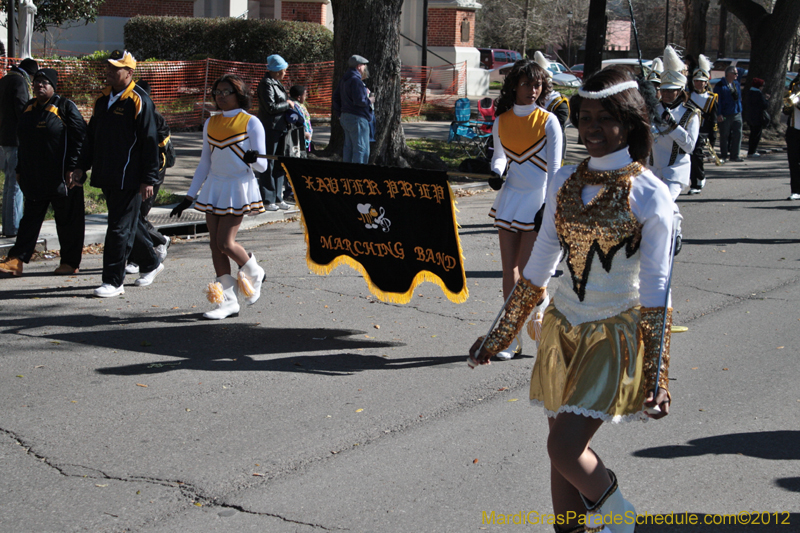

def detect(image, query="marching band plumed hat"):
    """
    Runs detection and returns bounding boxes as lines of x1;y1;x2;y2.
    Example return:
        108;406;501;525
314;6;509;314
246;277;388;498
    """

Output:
660;46;686;90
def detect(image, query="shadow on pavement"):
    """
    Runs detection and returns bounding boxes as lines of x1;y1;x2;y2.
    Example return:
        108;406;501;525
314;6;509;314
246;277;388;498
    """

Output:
682;237;800;246
633;430;800;461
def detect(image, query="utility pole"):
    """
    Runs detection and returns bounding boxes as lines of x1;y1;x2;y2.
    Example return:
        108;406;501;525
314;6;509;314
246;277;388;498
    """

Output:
521;0;531;58
664;0;669;49
584;0;607;78
421;0;428;67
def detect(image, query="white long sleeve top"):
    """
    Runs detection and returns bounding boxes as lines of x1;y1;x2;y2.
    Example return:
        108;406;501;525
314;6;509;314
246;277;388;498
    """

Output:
649;102;700;188
188;109;268;198
491;102;562;198
522;148;675;325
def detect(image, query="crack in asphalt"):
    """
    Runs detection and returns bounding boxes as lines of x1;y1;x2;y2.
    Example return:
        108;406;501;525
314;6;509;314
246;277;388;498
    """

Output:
210;503;346;530
2;427;345;530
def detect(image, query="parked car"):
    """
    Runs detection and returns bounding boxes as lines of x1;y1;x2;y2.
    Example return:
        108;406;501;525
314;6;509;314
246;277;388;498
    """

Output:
710;73;796;91
498;58;582;88
478;48;523;83
710;58;749;81
569;64;584;79
600;58;654;78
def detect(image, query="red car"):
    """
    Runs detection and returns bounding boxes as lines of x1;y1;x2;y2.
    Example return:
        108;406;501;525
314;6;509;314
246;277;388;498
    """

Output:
569;64;584;79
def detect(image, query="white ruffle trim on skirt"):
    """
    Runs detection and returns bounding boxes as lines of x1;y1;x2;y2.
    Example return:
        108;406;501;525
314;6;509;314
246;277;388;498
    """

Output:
489;186;544;232
529;398;650;424
194;174;265;216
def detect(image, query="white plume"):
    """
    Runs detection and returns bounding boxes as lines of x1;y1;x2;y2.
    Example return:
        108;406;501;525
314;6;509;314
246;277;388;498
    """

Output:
662;45;683;73
651;58;663;73
697;54;711;73
533;51;551;76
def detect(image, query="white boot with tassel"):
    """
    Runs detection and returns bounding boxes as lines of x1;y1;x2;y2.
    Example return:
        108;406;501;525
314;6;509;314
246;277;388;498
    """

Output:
238;253;265;305
204;274;240;320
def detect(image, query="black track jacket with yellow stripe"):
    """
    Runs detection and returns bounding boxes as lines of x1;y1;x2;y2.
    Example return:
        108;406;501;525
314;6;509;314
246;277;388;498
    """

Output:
77;80;159;190
17;94;87;200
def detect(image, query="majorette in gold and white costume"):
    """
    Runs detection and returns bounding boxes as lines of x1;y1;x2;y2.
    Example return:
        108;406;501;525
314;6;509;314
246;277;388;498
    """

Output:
483;147;675;423
188;109;268;215
489;103;562;232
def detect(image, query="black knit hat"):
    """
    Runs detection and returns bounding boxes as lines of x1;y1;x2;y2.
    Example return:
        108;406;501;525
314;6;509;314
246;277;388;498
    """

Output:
19;58;38;76
34;68;58;91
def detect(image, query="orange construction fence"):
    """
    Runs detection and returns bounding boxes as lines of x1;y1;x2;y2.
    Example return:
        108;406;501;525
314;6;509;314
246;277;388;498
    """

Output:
0;58;467;129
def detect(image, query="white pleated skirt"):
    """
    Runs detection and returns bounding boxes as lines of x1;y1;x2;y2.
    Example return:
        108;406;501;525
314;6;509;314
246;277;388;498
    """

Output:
194;173;265;216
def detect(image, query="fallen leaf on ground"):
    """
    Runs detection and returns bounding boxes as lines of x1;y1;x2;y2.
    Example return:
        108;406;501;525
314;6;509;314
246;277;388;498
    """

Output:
136;383;148;388
473;459;479;464
355;408;363;413
95;484;108;488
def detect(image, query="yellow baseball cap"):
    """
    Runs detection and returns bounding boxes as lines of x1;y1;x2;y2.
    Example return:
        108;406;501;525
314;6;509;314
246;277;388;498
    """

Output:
108;50;137;70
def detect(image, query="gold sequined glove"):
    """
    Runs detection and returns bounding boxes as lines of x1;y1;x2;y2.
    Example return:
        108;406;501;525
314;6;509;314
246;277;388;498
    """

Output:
481;278;545;358
640;306;672;395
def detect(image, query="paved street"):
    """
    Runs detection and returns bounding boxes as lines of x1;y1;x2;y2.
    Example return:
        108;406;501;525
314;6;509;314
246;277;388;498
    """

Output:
1;135;799;532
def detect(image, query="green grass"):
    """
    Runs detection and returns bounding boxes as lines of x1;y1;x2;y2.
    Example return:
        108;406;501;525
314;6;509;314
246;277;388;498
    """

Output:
0;172;180;222
489;81;503;90
405;138;464;170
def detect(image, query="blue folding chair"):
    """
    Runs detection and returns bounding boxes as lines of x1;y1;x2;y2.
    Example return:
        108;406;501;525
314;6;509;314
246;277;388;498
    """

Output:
447;98;493;158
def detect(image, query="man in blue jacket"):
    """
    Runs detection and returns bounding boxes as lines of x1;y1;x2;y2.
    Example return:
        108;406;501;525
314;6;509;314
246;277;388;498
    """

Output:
0;58;37;237
714;66;743;163
72;50;164;297
332;55;373;164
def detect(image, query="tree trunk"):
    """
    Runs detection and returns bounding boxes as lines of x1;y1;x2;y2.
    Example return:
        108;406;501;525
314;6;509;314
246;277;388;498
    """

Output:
722;0;800;129
682;0;710;59
583;0;607;79
325;0;444;169
717;6;728;58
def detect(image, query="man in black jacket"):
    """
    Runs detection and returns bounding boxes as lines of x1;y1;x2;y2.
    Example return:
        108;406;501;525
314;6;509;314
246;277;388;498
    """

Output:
0;69;87;277
124;79;174;275
0;57;37;237
71;50;164;297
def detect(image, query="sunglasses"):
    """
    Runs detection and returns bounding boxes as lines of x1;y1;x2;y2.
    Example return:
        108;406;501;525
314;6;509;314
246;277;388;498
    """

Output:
212;89;235;97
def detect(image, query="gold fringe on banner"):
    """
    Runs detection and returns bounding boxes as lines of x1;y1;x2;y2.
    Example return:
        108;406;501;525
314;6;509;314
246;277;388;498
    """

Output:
284;163;469;305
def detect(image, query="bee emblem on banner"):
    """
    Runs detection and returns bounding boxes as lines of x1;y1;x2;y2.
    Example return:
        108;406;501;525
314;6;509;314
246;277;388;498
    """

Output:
357;203;391;233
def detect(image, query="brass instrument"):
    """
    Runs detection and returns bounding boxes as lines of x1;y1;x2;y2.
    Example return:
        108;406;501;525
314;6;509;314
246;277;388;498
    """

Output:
704;137;722;166
783;83;800;112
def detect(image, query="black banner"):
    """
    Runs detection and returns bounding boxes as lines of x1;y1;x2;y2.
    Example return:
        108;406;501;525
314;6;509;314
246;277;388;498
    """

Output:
282;158;468;304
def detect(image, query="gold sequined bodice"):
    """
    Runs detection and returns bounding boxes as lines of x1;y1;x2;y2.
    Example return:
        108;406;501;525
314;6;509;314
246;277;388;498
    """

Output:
555;159;643;301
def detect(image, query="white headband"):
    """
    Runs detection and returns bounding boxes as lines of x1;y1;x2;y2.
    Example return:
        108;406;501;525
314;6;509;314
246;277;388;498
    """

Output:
577;80;639;99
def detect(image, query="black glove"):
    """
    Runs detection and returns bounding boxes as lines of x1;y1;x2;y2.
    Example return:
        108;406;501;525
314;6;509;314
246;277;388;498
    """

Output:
661;109;678;129
243;150;259;164
170;197;193;218
488;171;504;191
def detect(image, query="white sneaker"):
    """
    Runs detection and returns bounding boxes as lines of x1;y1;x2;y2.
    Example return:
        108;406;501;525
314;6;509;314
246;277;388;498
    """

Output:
265;203;279;211
278;201;291;210
94;283;125;298
155;241;169;263
687;188;701;195
496;336;521;361
125;263;140;274
788;193;800;201
134;263;164;287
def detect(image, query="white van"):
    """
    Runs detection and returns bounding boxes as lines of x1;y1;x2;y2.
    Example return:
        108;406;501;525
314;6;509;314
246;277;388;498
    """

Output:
601;58;654;78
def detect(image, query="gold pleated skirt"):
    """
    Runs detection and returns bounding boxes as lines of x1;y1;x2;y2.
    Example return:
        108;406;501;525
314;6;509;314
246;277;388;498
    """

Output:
529;304;649;423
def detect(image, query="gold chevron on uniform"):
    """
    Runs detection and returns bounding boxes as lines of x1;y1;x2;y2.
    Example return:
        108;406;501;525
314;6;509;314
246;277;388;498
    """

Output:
498;109;549;171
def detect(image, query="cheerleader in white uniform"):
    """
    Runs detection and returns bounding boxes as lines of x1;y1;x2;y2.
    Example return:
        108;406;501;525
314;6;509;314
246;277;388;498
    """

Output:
488;59;562;360
171;74;268;319
471;68;674;533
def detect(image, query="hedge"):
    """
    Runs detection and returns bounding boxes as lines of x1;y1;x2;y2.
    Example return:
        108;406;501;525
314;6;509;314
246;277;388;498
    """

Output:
124;16;334;64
